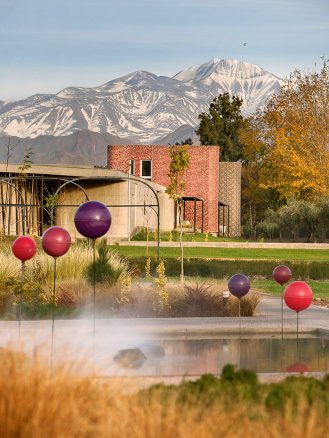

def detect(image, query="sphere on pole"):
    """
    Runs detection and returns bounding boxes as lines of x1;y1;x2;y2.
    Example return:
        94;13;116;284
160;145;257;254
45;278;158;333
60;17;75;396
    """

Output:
228;274;251;298
12;236;37;262
273;265;292;285
284;281;313;313
42;226;71;258
74;201;111;239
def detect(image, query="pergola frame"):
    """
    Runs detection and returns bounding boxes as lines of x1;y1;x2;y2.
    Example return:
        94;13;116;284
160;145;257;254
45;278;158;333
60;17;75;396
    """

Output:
0;174;161;260
218;201;230;237
182;196;204;233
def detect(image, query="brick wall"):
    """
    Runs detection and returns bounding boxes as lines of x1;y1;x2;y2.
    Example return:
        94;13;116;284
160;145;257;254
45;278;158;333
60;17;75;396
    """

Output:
108;145;220;232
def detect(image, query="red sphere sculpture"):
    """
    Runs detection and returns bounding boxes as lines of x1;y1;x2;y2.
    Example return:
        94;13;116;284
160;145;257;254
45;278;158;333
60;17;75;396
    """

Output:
284;281;313;313
273;265;292;285
12;236;37;262
42;226;71;258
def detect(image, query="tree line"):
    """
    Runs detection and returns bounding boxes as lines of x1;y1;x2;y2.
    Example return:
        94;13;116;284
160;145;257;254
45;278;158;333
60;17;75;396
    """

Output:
195;58;329;241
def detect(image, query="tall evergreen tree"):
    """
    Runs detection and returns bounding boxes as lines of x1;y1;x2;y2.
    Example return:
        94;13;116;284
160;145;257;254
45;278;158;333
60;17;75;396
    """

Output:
196;93;244;161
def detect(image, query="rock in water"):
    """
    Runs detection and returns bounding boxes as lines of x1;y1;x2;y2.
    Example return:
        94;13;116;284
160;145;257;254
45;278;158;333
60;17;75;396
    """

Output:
113;348;147;369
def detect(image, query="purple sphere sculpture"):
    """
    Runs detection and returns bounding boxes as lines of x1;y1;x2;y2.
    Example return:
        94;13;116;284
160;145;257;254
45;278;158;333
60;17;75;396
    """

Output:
228;274;251;298
272;265;292;285
74;201;111;239
42;226;71;258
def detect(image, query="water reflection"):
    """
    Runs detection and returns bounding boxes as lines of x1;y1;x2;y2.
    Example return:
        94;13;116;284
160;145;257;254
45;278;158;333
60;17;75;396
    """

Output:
110;335;329;376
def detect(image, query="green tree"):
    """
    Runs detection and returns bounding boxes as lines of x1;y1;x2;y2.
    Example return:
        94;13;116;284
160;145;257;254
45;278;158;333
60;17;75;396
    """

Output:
277;199;304;242
196;93;244;161
166;144;190;282
175;138;193;146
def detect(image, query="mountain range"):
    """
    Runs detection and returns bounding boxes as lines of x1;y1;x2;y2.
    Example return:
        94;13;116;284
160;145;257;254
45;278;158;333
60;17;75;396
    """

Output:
0;58;284;165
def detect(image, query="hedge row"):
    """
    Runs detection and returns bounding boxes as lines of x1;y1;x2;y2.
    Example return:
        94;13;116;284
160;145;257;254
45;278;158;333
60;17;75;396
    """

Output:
128;257;329;280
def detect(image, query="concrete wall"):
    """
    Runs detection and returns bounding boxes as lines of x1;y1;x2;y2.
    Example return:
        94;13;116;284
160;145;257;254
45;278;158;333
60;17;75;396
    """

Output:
0;165;175;240
57;180;174;240
108;145;220;232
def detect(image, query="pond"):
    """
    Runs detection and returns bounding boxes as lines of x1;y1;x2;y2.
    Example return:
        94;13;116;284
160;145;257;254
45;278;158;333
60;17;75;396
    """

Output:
107;335;329;376
2;320;329;377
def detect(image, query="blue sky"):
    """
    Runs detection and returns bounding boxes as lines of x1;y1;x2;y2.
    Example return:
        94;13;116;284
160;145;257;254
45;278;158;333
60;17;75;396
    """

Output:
1;0;328;100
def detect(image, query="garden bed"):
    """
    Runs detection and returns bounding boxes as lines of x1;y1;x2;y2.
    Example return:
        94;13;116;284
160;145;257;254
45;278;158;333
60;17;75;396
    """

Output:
0;241;260;319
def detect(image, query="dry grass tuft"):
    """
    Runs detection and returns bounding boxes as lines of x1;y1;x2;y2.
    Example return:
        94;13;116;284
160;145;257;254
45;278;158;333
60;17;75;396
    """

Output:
226;292;261;317
0;349;329;437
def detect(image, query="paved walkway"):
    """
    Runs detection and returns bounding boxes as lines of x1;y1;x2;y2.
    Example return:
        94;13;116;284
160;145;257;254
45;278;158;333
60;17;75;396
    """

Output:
113;241;329;249
0;295;328;343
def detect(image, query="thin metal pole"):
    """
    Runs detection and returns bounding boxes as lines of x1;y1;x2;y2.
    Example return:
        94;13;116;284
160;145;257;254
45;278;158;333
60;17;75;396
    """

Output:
193;198;196;232
157;208;160;262
239;299;241;337
18;261;25;338
93;239;96;336
296;312;300;361
281;286;284;340
51;257;57;366
128;170;131;241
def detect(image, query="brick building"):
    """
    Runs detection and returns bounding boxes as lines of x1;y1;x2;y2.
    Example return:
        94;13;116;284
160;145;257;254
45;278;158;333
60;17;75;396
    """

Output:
107;144;241;236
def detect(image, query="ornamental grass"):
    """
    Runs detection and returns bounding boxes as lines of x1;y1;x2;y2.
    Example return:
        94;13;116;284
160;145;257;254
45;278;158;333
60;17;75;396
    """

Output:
0;350;329;437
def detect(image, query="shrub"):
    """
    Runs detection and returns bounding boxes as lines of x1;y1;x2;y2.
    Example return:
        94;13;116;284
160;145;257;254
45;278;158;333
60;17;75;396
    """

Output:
226;293;261;317
3;349;329;437
56;287;79;309
171;283;225;317
129;257;329;281
154;260;169;313
168;282;259;318
86;240;128;285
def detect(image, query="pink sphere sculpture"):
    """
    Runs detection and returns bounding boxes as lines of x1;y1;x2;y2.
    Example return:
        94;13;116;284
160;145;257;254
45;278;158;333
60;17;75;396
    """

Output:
12;236;37;262
284;281;313;313
74;201;111;239
228;274;251;298
273;265;292;285
42;226;71;258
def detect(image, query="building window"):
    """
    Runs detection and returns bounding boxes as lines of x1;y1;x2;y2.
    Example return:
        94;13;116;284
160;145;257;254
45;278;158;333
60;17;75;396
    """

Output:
141;160;152;179
129;159;135;175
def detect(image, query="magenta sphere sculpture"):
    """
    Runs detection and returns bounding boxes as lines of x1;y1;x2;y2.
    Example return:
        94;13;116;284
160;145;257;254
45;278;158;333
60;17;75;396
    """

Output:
12;236;37;262
74;201;111;239
273;265;292;285
42;226;71;258
284;281;313;313
228;274;251;298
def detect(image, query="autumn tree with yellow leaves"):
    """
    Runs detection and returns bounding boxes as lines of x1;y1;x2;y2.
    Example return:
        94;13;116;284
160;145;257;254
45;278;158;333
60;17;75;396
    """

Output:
240;58;329;231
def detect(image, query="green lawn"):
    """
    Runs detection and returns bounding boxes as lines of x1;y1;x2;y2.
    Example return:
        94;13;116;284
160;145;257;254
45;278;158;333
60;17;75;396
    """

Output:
113;245;329;261
252;278;329;300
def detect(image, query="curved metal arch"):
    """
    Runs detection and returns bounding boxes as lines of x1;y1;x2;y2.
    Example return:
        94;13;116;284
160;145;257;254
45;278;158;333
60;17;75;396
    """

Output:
0;175;90;231
107;175;161;261
54;175;161;260
0;178;28;235
0;175;90;199
0;174;162;259
50;178;90;226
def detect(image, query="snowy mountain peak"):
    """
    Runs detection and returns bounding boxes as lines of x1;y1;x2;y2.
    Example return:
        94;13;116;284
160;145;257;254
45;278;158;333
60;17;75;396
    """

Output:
99;70;159;89
174;58;271;83
0;58;284;142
